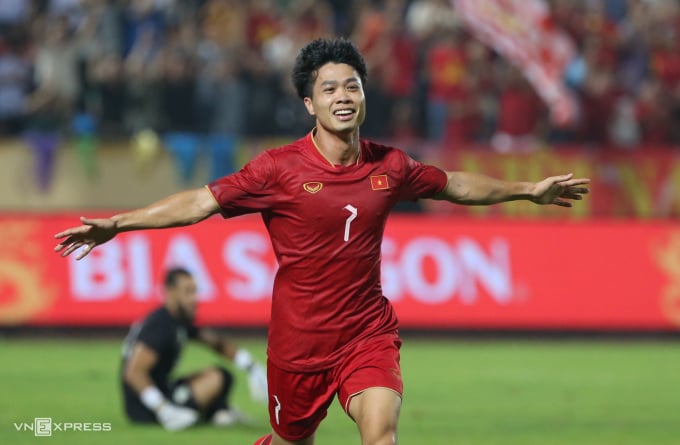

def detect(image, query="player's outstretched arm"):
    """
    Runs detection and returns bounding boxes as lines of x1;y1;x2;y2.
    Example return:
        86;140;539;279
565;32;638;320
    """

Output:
54;187;221;260
433;172;590;207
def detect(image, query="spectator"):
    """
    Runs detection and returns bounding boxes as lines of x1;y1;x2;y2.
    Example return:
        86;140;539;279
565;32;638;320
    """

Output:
90;53;127;137
157;49;197;133
123;0;165;58
245;0;280;52
196;55;247;136
0;1;31;29
122;33;162;134
199;0;247;52
423;28;468;141
0;31;31;135
405;0;457;44
608;96;640;148
26;15;80;132
616;1;650;93
491;67;545;153
5;0;680;149
634;77;672;145
242;51;280;137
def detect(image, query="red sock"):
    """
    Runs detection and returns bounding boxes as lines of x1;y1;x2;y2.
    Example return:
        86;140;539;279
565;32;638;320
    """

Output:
253;434;272;445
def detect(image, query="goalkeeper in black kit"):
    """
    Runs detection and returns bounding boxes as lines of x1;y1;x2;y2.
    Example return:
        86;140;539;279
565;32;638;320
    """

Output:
120;267;268;431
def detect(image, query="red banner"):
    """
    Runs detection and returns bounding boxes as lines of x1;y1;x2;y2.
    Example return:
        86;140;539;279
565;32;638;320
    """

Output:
420;147;680;219
0;214;678;330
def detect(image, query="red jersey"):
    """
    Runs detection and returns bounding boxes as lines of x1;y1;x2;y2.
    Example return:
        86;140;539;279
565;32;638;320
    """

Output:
208;133;447;371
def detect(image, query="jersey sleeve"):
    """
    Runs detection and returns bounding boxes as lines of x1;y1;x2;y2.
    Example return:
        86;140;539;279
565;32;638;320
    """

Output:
207;151;279;217
136;314;172;354
398;151;448;201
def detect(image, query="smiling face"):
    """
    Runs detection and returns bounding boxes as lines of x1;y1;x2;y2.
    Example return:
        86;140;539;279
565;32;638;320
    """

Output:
303;62;366;136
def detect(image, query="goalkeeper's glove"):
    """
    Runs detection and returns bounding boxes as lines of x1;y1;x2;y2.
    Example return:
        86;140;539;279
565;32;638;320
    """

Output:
140;386;199;431
234;349;269;403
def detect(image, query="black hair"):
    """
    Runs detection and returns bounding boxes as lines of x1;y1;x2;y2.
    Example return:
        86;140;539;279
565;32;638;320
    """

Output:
164;267;192;288
291;37;368;99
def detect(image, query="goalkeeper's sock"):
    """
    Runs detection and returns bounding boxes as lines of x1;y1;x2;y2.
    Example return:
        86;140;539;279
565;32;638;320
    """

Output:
253;433;272;445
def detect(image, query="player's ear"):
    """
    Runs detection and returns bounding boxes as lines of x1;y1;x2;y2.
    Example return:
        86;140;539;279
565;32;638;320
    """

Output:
303;97;316;116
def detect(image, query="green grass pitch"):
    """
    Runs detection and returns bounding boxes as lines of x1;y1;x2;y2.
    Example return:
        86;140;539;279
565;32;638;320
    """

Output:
0;336;678;445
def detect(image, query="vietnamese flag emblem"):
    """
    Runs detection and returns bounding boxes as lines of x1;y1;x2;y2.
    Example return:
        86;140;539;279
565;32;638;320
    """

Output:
370;174;389;190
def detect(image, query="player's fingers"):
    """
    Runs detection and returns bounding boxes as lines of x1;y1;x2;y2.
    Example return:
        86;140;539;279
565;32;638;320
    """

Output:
54;234;81;251
562;185;588;194
54;236;74;252
561;192;582;200
54;225;89;239
60;244;79;257
54;230;73;239
550;173;574;184
571;186;589;194
552;198;572;207
61;241;85;257
557;178;590;187
75;244;94;260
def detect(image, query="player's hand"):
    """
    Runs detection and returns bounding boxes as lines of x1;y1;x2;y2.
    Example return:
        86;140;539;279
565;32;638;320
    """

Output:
53;217;118;260
156;403;199;431
530;173;590;207
247;363;268;403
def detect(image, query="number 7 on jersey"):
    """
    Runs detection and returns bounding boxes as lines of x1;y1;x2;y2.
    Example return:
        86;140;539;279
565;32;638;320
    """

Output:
343;204;357;242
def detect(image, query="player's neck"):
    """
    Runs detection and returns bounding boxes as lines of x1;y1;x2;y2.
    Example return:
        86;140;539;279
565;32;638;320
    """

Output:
312;126;360;167
165;301;180;320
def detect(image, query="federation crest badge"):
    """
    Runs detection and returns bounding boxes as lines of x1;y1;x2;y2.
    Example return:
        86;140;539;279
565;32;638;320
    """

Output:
303;182;323;194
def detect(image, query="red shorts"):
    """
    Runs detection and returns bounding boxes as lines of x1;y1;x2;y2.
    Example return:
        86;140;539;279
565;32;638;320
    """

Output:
266;332;403;442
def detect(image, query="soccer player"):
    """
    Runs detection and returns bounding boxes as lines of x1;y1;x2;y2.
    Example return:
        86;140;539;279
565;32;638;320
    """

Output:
120;267;267;431
55;38;589;445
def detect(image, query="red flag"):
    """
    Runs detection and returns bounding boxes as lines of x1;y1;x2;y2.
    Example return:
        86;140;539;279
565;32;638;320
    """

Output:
454;0;578;126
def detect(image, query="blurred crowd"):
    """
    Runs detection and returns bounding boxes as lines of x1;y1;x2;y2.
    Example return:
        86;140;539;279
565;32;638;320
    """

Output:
1;0;679;150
